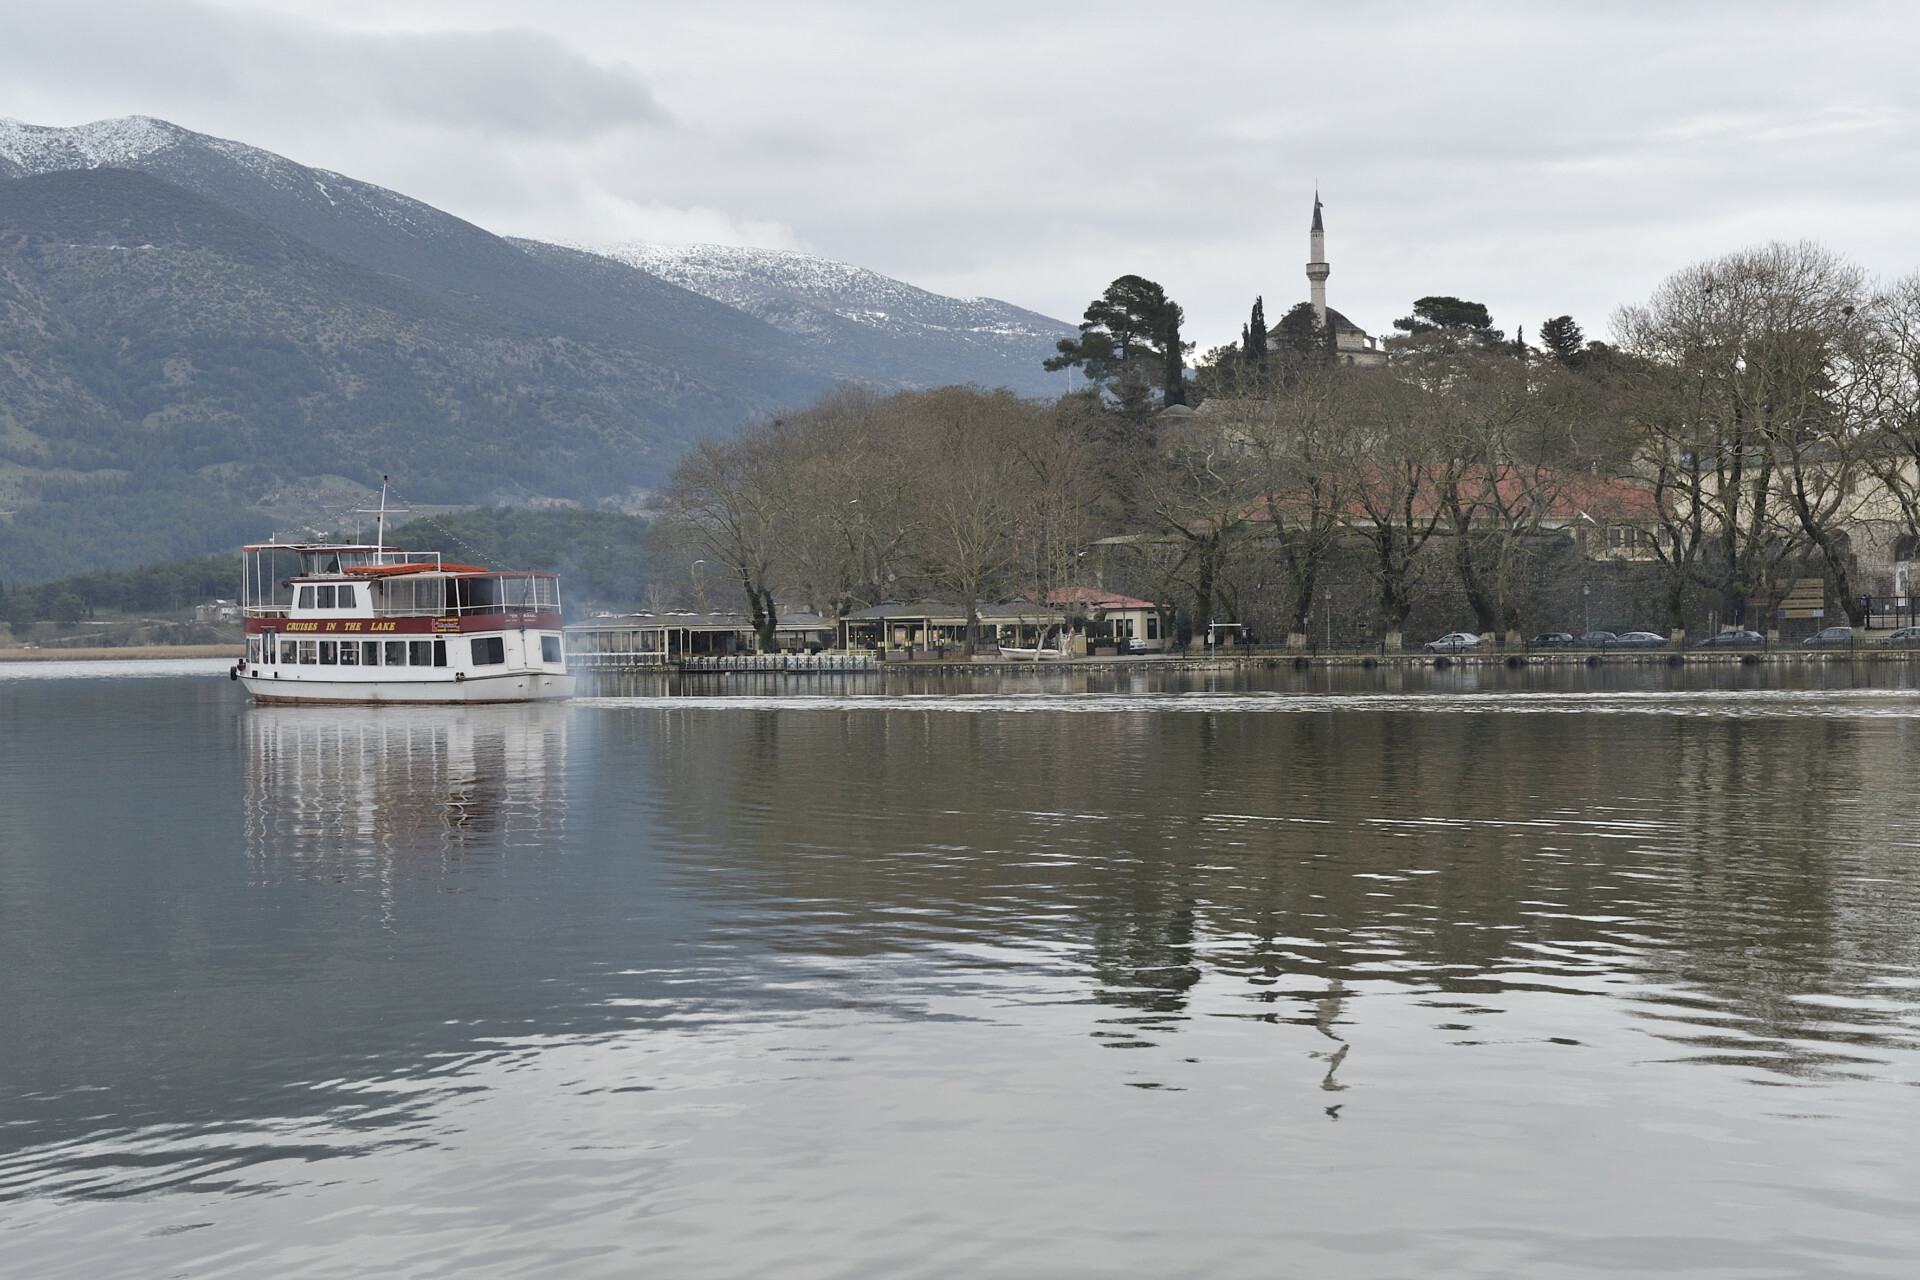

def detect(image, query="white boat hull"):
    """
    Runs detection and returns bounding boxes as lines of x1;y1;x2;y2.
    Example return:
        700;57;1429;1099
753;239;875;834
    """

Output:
241;669;576;704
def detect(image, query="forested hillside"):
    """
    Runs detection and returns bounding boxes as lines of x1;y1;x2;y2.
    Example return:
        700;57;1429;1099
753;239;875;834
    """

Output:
0;166;825;582
0;506;650;630
0;115;1078;584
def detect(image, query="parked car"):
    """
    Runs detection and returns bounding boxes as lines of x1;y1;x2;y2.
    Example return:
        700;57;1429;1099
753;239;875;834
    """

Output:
1615;631;1669;649
1694;629;1766;648
1527;632;1575;648
1422;632;1484;653
1127;635;1148;654
1876;626;1920;646
1573;631;1618;648
1804;625;1854;647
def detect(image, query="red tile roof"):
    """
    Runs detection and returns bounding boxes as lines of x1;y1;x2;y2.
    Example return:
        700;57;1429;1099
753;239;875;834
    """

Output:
1045;587;1158;610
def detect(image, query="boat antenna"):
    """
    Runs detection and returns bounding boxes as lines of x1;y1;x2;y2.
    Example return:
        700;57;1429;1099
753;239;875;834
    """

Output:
353;476;408;560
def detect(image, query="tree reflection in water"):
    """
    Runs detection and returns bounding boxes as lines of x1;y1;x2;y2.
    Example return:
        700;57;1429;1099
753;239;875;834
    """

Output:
634;697;1920;1085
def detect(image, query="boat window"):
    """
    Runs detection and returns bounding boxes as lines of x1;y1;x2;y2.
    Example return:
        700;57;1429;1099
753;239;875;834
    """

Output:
298;641;317;664
378;578;407;615
471;636;505;666
338;641;357;666
317;585;336;609
541;635;562;663
452;576;501;613
408;639;432;666
282;641;297;663
434;640;447;667
386;640;408;667
319;641;337;664
336;585;355;610
362;641;381;666
243;547;301;611
498;576;559;611
376;577;446;617
298;586;314;609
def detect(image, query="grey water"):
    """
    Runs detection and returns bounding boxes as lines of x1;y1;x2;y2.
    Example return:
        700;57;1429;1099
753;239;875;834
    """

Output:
3;659;1920;1277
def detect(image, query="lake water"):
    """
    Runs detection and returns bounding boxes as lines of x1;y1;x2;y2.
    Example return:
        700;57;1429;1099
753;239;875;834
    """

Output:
3;660;1919;1277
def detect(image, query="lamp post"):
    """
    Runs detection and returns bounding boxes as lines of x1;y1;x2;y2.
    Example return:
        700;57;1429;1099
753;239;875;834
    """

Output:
1582;582;1591;636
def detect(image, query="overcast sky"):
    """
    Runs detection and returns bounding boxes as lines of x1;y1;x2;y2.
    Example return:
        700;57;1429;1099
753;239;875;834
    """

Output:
6;1;1920;352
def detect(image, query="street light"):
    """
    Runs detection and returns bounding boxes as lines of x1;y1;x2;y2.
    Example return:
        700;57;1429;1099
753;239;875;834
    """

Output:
1582;582;1591;635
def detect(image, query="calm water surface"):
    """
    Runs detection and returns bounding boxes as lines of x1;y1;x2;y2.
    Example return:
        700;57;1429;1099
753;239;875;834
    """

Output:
3;660;1919;1277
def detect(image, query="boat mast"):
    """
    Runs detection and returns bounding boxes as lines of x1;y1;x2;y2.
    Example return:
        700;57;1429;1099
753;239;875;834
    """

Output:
353;478;409;564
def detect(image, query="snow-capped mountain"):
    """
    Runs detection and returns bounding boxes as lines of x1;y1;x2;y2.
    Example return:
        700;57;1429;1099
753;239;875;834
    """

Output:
0;117;1076;399
577;243;1075;398
0;116;478;278
0;115;1079;579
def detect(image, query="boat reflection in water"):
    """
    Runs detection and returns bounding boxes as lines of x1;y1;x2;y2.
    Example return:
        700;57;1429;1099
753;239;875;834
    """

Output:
242;703;570;884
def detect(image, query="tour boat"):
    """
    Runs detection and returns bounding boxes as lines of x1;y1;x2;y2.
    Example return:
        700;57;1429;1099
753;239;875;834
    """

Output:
234;504;574;704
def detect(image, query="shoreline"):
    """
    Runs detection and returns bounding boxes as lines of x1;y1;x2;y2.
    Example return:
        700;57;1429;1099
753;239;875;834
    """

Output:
0;644;244;663
586;648;1920;677
4;644;1909;671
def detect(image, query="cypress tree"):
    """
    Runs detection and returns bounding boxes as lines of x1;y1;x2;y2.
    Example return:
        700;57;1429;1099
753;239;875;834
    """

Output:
1163;309;1187;406
1245;296;1269;366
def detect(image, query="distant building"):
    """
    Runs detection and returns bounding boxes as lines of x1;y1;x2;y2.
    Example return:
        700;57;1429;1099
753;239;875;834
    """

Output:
1304;194;1386;366
1044;587;1165;651
837;601;1068;654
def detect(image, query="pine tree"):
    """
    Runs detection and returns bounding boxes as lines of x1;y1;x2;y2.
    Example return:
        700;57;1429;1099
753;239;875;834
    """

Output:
1539;315;1585;366
1045;275;1185;405
1271;301;1323;359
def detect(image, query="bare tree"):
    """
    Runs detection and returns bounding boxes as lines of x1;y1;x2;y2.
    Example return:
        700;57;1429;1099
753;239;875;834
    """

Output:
660;424;792;651
1230;361;1355;647
1616;243;1866;625
1335;365;1459;650
1136;410;1258;646
900;388;1044;655
1434;352;1600;642
777;387;922;618
1856;274;1920;596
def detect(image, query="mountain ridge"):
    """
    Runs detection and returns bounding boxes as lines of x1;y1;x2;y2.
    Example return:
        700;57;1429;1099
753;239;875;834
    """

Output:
577;241;1073;397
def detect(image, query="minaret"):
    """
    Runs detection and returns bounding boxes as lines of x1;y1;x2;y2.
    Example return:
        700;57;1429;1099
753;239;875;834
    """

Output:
1306;192;1329;324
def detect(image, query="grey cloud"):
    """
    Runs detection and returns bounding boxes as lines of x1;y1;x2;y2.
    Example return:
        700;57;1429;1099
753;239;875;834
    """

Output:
1;1;666;138
304;28;667;137
6;0;1920;352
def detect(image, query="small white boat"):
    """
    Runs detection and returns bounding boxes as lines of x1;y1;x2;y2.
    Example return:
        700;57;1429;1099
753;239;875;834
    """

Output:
997;631;1074;660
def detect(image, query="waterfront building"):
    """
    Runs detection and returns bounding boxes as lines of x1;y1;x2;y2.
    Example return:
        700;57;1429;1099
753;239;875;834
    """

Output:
565;611;834;667
836;601;1069;655
1045;587;1165;651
